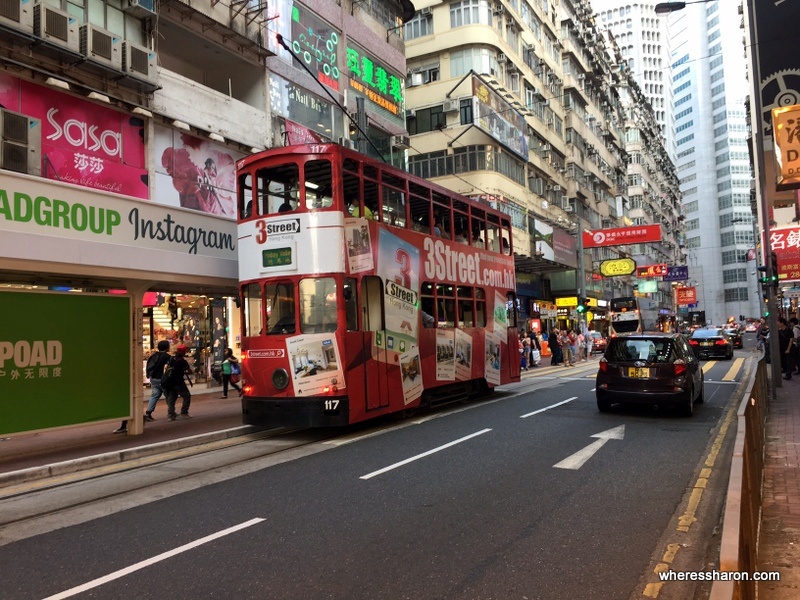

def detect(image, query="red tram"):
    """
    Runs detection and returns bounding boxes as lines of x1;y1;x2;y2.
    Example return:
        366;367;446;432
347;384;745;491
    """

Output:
236;144;520;427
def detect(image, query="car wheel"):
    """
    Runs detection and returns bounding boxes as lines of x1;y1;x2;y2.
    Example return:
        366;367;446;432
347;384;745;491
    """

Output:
597;395;611;412
680;391;694;417
695;378;705;404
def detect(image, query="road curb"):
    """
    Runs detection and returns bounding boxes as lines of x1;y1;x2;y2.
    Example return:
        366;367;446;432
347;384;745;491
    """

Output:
0;425;259;489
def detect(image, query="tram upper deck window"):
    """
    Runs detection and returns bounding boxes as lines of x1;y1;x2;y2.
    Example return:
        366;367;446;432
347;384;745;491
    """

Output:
254;163;300;216
265;282;296;334
304;160;333;209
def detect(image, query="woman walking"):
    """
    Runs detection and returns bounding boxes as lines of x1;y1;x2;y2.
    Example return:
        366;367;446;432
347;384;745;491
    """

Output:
220;348;242;398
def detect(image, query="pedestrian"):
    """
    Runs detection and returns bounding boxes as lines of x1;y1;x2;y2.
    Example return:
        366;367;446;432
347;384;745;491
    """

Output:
144;340;172;421
791;317;800;375
165;344;193;420
755;317;767;352
519;338;528;371
220;348;242;398
529;332;541;367
549;329;562;366
560;330;574;367
577;331;586;362
585;331;594;358
777;318;793;380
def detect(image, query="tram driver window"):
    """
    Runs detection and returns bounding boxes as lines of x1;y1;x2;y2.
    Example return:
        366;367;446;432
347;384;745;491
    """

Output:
265;282;296;334
299;277;337;333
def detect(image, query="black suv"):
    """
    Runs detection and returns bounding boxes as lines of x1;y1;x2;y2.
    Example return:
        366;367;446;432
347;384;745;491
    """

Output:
596;333;704;416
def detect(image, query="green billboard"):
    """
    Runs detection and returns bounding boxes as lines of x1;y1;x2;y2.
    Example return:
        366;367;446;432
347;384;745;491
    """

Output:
0;291;130;435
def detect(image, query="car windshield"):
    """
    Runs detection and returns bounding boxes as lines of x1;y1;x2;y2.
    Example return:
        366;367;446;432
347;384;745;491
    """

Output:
607;338;676;363
691;329;723;339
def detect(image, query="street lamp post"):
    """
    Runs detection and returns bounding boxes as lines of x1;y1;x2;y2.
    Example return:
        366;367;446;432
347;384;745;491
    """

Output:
654;1;709;15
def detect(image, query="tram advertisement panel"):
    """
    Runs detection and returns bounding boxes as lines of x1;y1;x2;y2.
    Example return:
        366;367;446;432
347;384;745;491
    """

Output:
484;330;502;386
436;330;456;381
376;228;421;354
0;291;129;436
345;217;374;274
400;347;423;405
285;333;343;396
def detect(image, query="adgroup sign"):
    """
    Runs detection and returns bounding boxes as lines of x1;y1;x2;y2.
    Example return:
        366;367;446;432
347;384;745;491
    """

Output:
0;291;130;436
583;224;662;248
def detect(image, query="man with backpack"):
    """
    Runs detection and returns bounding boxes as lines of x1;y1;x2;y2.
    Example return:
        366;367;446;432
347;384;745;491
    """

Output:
164;344;194;420
144;340;172;421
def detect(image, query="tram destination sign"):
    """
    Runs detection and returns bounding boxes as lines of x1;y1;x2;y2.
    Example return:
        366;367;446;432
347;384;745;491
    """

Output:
262;246;293;268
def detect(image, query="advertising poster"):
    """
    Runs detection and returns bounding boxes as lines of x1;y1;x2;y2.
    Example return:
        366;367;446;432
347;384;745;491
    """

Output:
484;330;502;386
454;329;473;381
399;347;423;405
345;217;374;274
0;73;147;199
493;291;508;336
153;125;244;218
285;333;342;396
376;228;421;354
0;291;130;435
436;329;455;381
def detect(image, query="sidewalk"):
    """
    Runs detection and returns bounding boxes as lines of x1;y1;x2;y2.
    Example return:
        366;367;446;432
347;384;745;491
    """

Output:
757;379;800;598
0;387;249;483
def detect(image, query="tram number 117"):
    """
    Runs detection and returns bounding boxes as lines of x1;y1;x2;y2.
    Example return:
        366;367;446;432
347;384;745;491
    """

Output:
324;399;340;413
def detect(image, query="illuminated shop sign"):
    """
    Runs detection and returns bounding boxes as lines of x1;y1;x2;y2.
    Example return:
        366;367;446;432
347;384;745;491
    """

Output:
290;6;341;91
346;43;404;119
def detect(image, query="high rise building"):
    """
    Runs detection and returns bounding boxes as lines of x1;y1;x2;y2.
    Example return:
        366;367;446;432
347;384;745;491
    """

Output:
664;0;758;325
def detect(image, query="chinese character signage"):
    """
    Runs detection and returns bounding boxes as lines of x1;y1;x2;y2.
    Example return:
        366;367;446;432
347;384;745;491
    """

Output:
772;105;800;190
471;75;528;159
599;257;636;277
583;224;662;248
663;265;689;282
0;291;130;435
636;264;668;278
676;287;697;306
0;73;147;199
289;4;342;91
346;43;404;121
768;226;800;282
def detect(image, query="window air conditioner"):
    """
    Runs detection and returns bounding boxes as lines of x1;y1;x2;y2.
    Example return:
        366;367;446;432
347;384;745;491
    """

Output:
0;0;34;34
419;6;432;16
443;98;460;113
553;184;562;191
391;134;411;149
33;2;79;52
409;72;423;86
80;23;122;70
405;108;416;119
0;108;41;177
122;40;157;84
124;0;156;18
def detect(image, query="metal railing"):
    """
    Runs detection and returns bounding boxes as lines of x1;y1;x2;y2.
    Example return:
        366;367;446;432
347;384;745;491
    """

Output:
709;356;768;600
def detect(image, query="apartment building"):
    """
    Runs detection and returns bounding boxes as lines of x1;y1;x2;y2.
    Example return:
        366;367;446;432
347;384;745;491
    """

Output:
404;0;682;330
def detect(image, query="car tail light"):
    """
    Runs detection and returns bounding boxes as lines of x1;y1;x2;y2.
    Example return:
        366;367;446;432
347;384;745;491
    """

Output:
599;357;608;372
688;340;699;346
714;339;727;346
673;360;687;376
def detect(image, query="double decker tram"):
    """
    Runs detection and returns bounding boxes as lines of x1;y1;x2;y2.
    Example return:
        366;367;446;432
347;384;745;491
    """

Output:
236;144;520;427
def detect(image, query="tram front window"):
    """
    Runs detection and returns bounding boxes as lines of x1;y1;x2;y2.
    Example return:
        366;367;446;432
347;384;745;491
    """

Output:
300;278;338;333
265;282;295;334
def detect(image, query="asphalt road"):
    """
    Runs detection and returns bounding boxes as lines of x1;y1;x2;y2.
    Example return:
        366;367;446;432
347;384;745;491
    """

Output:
0;351;751;600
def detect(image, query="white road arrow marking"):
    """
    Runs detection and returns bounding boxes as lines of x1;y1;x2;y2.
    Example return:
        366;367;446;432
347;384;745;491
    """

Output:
553;425;625;470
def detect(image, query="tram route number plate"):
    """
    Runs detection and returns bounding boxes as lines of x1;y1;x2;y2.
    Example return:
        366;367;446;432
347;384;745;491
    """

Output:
627;367;650;379
262;247;293;267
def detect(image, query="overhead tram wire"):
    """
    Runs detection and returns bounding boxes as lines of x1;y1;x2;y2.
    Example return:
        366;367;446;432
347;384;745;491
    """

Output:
274;33;387;162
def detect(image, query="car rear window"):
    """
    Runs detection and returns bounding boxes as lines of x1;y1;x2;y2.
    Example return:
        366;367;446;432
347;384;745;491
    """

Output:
691;329;723;339
607;338;676;363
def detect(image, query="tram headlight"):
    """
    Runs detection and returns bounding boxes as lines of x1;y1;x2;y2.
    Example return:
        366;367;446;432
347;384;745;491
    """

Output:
272;368;290;390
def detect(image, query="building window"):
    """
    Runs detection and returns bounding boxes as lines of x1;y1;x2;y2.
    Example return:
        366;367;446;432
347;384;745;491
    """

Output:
404;11;433;40
450;0;493;28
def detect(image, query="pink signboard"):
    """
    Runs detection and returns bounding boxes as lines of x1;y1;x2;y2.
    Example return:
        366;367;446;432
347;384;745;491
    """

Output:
0;74;147;199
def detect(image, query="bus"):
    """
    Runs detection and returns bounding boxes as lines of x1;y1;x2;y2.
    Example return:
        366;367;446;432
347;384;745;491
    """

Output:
609;296;661;336
235;144;520;427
